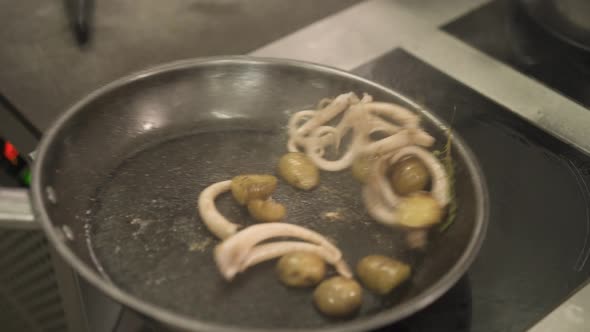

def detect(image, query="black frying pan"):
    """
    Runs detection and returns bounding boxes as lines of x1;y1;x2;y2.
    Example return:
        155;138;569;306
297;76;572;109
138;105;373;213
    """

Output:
19;57;487;331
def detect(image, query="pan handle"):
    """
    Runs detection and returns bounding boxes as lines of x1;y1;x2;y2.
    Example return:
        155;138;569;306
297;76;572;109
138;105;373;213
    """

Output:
0;187;39;229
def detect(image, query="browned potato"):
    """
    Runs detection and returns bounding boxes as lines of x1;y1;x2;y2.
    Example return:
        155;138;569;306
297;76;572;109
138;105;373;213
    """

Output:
356;255;411;295
391;156;429;195
278;152;319;190
247;199;286;223
313;277;362;317
396;193;442;228
276;252;326;287
231;174;277;205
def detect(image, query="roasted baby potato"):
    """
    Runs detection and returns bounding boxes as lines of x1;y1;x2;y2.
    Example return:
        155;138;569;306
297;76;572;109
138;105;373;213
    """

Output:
276;252;326;287
247;199;286;223
396;193;442;228
278;152;319;190
313;277;362;317
231;174;277;205
391;156;429;195
356;255;411;295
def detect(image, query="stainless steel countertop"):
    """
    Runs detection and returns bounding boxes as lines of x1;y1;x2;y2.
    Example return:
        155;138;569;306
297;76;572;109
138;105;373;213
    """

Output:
530;280;590;332
0;0;358;132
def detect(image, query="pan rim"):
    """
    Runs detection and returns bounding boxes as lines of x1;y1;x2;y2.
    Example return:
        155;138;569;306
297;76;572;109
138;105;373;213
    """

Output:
31;55;489;332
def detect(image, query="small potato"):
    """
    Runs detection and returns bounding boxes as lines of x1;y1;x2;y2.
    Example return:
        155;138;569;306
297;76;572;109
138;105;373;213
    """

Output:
231;174;277;205
247;199;286;223
396;193;442;228
391;156;429;195
356;255;411;295
278;153;319;190
313;277;362;317
277;252;326;287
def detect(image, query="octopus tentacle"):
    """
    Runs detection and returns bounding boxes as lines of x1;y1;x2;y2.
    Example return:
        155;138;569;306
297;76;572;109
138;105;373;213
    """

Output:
365;102;420;128
197;180;240;239
288;110;316;134
287;110;316;152
287;138;302;153
363;128;434;156
362;185;398;226
368;152;400;208
296;92;357;137
214;223;342;280
305;105;369;171
368;115;402;136
239;241;352;278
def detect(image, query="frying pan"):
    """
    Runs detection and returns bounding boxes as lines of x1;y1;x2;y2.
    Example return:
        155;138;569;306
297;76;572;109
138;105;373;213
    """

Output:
0;57;488;331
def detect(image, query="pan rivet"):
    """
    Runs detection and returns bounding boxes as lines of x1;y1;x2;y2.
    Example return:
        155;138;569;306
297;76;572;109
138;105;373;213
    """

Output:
61;225;74;241
45;186;57;204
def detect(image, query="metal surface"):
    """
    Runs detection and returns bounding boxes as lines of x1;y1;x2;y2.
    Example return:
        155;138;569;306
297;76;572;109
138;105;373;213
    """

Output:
0;229;67;332
64;0;94;44
252;0;490;72
80;279;123;332
0;189;90;332
443;0;590;108
0;188;37;229
46;247;90;332
529;280;590;332
435;3;590;330
251;0;590;156
29;57;488;331
402;31;590;156
520;0;590;51
355;48;590;332
0;0;359;132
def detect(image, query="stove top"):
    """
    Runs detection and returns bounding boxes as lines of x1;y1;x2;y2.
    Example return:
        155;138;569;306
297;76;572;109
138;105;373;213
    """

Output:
358;48;590;332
